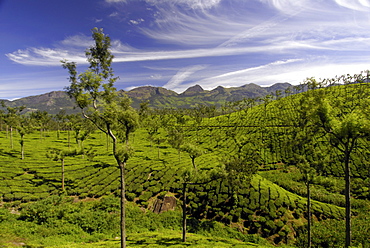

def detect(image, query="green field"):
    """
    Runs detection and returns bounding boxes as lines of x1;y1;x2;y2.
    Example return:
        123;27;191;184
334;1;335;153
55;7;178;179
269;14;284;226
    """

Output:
1;82;370;247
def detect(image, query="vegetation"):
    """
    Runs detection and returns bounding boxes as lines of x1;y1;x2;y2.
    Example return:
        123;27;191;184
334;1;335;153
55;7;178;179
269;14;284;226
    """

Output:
1;30;370;248
62;27;139;248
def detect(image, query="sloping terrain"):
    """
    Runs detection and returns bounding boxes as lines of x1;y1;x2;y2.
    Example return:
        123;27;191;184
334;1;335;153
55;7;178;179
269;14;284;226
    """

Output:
0;82;369;247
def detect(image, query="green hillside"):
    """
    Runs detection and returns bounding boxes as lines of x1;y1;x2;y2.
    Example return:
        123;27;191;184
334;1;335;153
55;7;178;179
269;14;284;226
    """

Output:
0;83;292;114
0;80;370;247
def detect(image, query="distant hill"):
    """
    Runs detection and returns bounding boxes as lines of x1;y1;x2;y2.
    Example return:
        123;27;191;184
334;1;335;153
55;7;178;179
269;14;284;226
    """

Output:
1;83;292;114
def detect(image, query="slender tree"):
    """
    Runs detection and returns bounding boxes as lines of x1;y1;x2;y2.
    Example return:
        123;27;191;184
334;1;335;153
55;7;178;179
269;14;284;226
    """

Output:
62;27;138;248
30;110;51;140
55;110;67;140
167;126;185;162
282;82;322;248
309;74;370;247
17;115;34;160
180;143;203;170
1;102;26;149
46;148;80;191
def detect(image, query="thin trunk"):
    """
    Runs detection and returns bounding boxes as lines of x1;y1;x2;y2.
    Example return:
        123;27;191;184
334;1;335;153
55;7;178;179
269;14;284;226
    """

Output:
191;157;197;170
106;133;109;151
67;130;71;149
110;129;126;248
62;158;65;191
182;182;187;242
119;161;126;248
20;136;24;160
10;126;13;149
307;181;311;248
81;141;84;159
344;150;351;248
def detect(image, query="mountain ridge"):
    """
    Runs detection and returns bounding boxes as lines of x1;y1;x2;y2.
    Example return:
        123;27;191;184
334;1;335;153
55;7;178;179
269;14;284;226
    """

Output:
1;83;293;114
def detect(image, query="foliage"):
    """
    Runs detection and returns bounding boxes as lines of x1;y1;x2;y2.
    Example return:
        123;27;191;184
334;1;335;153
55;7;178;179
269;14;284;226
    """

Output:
2;71;370;247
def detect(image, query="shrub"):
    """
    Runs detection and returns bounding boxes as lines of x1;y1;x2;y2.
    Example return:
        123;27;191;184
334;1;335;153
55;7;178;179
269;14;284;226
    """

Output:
0;207;16;222
139;191;152;202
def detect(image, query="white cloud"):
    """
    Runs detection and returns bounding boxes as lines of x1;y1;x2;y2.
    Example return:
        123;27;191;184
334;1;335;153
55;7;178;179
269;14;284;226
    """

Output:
188;57;370;91
163;65;208;89
106;0;127;3
334;0;370;11
60;35;93;47
0;72;68;100
6;47;86;66
5;0;370;99
7;32;370;66
259;0;310;14
129;18;144;25
146;0;221;9
109;11;119;17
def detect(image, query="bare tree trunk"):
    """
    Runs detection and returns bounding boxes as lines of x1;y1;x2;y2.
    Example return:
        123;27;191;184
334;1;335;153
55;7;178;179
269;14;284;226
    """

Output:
10;126;13;149
344;150;351;248
307;182;311;248
120;162;126;248
62;158;65;191
182;182;187;242
20;137;24;160
67;130;71;149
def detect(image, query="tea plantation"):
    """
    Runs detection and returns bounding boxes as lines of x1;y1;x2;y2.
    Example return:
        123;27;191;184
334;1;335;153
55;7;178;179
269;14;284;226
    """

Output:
0;82;370;247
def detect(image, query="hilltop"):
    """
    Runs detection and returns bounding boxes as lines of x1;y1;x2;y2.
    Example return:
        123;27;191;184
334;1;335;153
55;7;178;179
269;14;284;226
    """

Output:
1;83;292;114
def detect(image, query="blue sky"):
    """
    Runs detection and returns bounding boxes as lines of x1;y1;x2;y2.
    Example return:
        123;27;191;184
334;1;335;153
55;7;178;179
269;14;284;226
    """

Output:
1;0;370;100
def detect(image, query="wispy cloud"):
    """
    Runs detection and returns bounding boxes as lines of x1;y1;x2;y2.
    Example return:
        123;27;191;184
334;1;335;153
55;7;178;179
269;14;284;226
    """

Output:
4;0;370;99
334;0;370;11
189;56;370;91
163;65;208;90
144;0;221;10
106;0;127;3
0;72;67;100
60;35;93;47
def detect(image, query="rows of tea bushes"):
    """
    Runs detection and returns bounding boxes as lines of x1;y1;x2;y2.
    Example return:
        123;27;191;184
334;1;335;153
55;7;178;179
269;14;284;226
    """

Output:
0;127;347;245
1;82;370;246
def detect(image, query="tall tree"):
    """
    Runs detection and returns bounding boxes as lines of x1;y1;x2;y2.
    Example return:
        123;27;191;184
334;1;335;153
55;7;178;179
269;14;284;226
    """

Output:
46;148;81;191
167;126;185;162
17;115;34;160
309;74;370;247
30;110;51;140
55;110;67;140
62;27;138;248
282;81;322;248
1;102;26;150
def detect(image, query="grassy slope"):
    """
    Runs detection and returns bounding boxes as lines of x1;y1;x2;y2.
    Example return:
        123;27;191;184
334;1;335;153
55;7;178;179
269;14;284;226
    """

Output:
0;83;369;247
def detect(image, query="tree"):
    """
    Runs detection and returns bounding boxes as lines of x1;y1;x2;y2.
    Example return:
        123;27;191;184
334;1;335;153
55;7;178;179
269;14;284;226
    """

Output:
282;83;322;248
55;110;67;140
17;115;34;160
167;126;185;162
181;143;203;170
179;166;222;242
223;138;261;194
62;27;138;248
70;115;95;157
309;74;370;248
46;148;81;191
1;101;26;149
30;110;51;140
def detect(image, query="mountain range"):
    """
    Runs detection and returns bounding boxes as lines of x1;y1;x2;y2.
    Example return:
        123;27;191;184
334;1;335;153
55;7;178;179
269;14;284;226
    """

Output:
1;83;292;114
